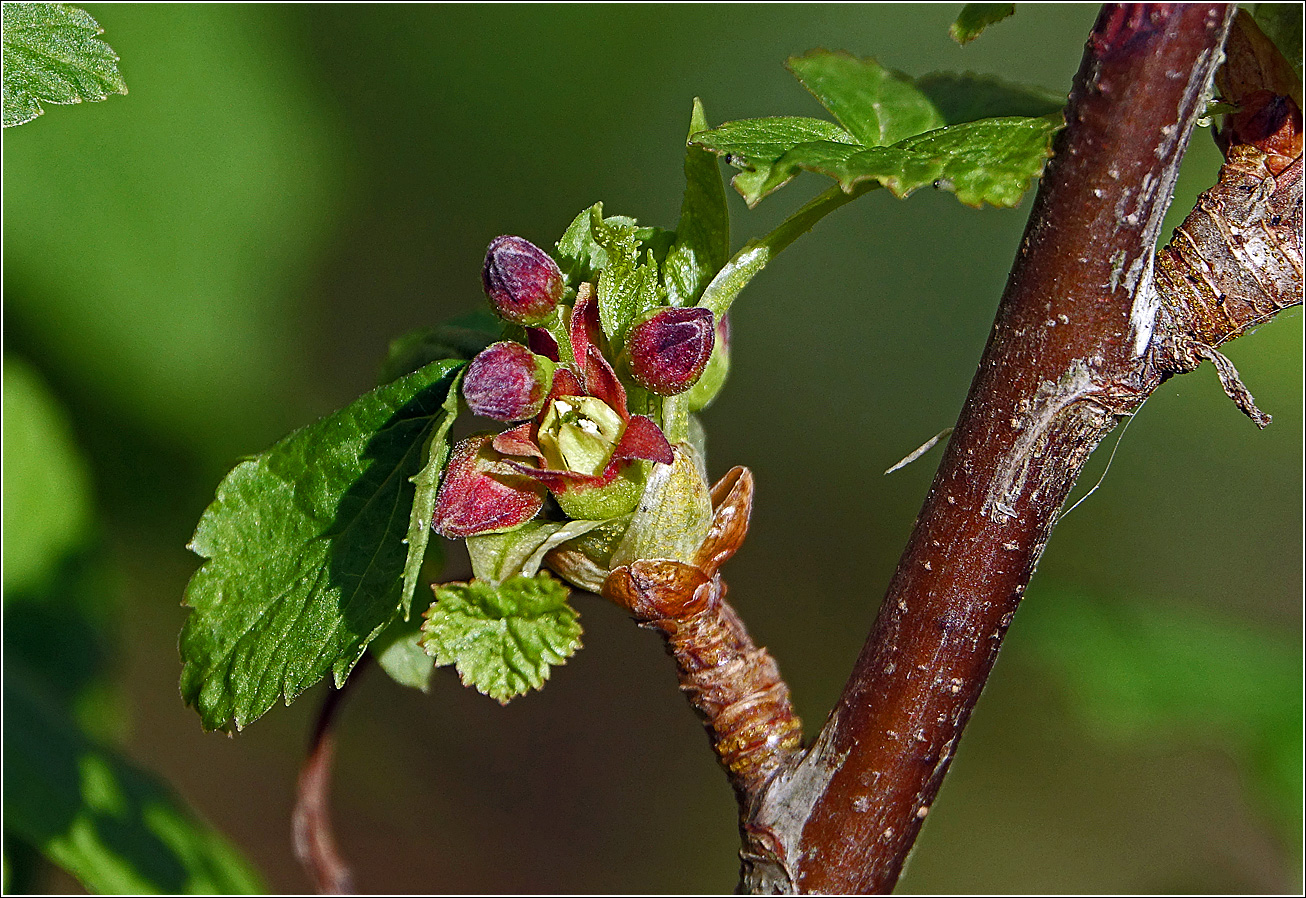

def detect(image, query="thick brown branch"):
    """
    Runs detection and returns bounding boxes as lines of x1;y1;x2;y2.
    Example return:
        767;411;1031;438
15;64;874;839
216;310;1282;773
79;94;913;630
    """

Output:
740;6;1246;893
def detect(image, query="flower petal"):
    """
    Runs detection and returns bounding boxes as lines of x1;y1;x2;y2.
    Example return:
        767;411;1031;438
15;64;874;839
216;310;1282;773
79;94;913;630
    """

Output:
433;435;546;538
611;415;673;465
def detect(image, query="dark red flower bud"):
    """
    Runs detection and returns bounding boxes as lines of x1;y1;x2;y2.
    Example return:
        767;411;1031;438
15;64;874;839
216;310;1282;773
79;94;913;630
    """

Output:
625;307;715;396
463;341;554;422
482;236;564;325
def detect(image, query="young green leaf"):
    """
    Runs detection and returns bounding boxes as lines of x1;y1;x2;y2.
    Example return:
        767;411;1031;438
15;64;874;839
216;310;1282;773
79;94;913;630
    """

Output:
787;51;946;148
691;116;859;205
822;114;1063;207
591;207;663;349
420;573;582;704
555;203;638;289
665;99;731;307
465;518;611;584
401;369;463;618
4;668;264;893
2;2;127;128
180;359;463;731
950;4;1016;45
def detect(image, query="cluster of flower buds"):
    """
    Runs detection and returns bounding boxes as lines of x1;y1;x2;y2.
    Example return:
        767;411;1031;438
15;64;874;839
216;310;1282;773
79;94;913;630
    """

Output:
436;235;704;537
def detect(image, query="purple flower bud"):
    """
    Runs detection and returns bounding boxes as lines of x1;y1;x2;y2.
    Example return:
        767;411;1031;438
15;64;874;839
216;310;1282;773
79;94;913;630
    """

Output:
482;236;564;325
625;307;715;396
463;341;554;422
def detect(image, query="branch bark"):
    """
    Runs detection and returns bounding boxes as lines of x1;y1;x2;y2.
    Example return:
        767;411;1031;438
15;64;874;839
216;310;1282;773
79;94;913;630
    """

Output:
731;5;1300;892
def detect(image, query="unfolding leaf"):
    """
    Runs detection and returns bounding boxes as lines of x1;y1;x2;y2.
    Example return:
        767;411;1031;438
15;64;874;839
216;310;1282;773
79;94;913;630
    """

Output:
787;51;945;148
950;3;1016;45
2;2;127;127
420;573;582;703
555;203;637;288
401;369;462;617
914;72;1066;125
666;99;731;306
4;668;263;893
591;207;663;349
465;518;610;584
180;359;463;731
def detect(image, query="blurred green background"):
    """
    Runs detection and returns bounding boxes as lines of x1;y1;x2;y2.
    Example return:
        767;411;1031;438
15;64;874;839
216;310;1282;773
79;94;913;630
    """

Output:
4;3;1301;893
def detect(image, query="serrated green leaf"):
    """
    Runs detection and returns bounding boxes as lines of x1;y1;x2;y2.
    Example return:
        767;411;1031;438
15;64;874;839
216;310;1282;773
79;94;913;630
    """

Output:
2;355;93;597
666;99;731;307
371;613;435;693
591;207;663;349
1254;3;1304;83
2;2;127;128
754;114;1062;208
179;359;463;731
914;72;1065;125
420;573;582;704
950;3;1016;45
4;667;264;893
691;115;859;205
400;369;463;618
787;51;946;148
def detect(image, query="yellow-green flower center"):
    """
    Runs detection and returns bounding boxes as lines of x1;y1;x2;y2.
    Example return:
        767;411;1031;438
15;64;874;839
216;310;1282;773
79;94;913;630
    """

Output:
537;396;625;476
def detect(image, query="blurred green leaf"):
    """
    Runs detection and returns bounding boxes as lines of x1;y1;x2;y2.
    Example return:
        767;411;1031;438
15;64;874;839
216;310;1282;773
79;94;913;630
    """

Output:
379;313;499;384
3;5;344;459
665;99;731;307
371;614;435;693
179;359;463;731
1020;590;1303;844
914;72;1065;124
2;355;93;597
4;667;264;893
1253;3;1304;82
1;2;126;128
420;573;582;704
787;51;946;148
401;369;462;617
950;3;1016;45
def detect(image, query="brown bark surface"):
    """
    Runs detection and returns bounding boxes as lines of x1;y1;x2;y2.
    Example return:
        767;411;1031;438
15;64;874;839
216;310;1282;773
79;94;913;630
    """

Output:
734;5;1287;893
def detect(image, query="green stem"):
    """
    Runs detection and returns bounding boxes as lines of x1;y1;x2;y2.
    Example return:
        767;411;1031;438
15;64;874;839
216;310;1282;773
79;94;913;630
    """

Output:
697;183;873;319
661;393;690;443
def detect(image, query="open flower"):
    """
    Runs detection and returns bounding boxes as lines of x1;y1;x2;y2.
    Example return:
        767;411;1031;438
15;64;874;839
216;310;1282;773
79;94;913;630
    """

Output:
434;287;673;537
